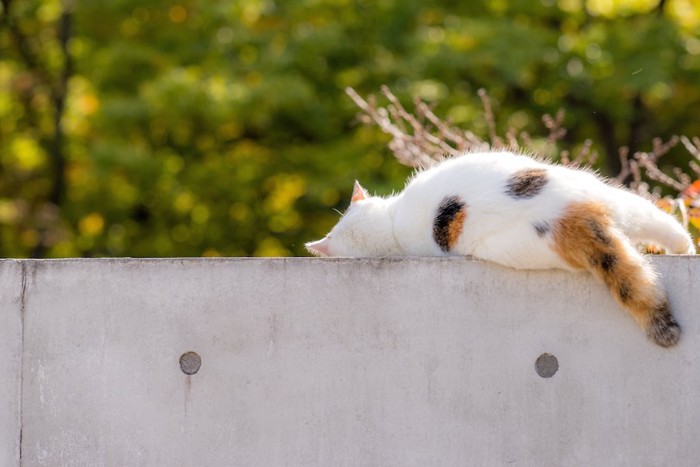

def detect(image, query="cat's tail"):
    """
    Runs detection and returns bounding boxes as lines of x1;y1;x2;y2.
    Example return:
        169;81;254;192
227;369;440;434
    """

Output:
552;201;680;347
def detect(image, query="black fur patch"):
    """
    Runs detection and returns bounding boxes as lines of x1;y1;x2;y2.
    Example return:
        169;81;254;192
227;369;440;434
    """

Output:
618;280;632;303
533;221;550;238
433;195;466;252
588;252;616;272
505;168;548;199
587;219;612;246
599;253;617;272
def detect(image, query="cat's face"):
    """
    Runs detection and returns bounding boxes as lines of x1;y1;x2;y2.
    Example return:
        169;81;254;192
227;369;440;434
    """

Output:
306;181;388;257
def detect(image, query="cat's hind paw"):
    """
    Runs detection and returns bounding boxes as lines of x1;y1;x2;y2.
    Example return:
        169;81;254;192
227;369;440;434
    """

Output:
672;235;696;255
683;242;697;255
647;311;681;348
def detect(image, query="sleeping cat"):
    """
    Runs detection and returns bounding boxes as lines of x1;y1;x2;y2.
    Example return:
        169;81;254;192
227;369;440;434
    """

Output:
306;151;695;347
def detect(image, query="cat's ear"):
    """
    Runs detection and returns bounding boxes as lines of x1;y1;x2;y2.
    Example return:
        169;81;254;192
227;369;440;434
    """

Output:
305;237;331;257
351;180;369;203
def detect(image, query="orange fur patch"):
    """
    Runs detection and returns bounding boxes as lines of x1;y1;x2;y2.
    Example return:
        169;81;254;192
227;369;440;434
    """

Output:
447;209;466;250
552;201;679;346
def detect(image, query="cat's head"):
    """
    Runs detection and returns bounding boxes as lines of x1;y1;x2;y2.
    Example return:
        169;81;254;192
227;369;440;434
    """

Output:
306;181;395;257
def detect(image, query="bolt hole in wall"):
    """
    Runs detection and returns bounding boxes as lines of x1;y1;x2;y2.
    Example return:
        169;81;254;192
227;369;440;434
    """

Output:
179;351;202;375
178;350;556;378
535;353;558;378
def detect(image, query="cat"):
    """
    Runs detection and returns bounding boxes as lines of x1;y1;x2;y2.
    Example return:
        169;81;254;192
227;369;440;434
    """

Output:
306;151;696;347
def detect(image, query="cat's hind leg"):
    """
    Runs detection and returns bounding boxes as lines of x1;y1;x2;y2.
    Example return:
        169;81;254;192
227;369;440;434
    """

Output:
613;193;695;254
552;201;680;347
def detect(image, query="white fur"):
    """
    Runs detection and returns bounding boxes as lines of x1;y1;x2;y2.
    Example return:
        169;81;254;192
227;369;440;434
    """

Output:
306;151;695;268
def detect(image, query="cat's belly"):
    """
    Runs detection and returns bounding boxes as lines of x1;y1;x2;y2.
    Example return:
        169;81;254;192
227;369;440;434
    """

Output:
461;240;573;270
454;224;574;271
394;219;573;270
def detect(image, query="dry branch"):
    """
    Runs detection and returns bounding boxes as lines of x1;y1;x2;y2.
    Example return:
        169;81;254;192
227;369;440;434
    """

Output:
346;86;700;204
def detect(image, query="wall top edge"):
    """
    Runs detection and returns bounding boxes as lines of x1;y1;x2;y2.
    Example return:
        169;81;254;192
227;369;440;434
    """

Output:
0;255;695;266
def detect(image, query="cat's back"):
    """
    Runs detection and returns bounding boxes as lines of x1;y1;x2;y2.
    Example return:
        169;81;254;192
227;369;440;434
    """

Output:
404;150;604;203
403;151;550;204
411;151;539;183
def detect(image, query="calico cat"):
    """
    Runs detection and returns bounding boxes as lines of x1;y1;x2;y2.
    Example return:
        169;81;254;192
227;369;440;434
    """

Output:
306;151;696;347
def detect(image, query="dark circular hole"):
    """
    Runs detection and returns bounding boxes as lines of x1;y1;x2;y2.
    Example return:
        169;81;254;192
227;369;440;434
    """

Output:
179;351;201;375
535;353;558;378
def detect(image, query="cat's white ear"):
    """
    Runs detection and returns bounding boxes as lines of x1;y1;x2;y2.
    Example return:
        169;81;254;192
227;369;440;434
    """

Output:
351;180;369;203
306;237;331;257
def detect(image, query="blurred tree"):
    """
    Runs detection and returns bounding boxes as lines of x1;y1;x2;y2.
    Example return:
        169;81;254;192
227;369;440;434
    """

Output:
1;0;699;257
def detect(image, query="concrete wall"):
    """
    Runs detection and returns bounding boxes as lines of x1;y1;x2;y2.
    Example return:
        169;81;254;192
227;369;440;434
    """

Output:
3;257;700;466
0;261;22;467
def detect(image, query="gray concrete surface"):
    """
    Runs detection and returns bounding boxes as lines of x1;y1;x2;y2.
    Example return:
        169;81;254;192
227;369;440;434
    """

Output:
0;261;22;467
4;257;700;466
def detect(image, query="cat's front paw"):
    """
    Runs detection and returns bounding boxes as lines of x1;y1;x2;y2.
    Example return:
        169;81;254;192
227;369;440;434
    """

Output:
647;312;681;347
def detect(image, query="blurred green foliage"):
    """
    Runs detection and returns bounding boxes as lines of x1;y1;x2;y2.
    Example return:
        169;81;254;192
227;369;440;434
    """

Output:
1;0;699;257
